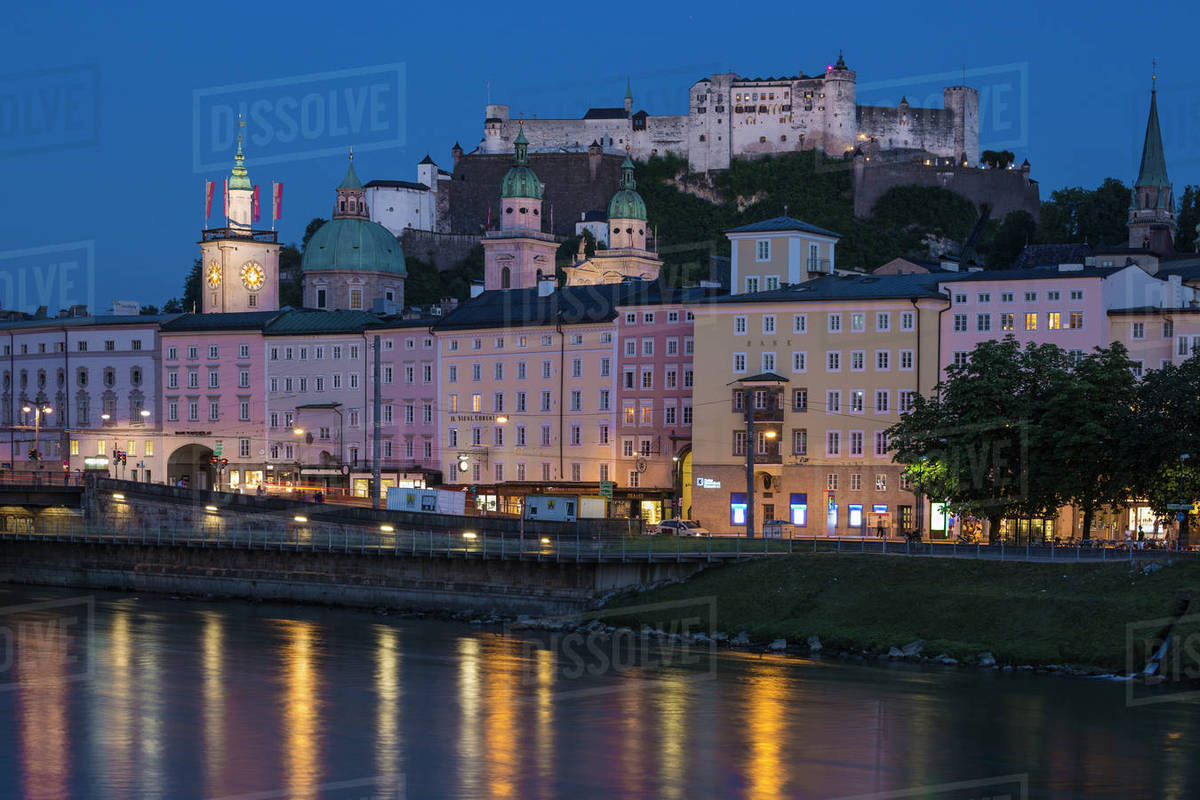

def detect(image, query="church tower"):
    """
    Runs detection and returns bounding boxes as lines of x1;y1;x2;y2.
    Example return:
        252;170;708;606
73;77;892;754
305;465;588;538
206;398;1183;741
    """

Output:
564;156;661;286
1128;74;1176;255
200;123;280;313
482;125;558;290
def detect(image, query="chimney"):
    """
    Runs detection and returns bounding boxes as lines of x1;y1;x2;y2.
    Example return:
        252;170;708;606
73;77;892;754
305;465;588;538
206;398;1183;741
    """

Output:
469;281;485;299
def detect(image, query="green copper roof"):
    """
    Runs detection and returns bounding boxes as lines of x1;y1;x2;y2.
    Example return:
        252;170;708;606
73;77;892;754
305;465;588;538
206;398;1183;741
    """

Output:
625;77;632;100
1135;90;1170;189
229;125;252;191
607;156;646;220
501;125;542;199
301;217;406;275
339;154;363;189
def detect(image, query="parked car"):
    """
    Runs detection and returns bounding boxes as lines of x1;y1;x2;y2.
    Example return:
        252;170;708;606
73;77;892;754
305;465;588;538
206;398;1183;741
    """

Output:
655;519;710;537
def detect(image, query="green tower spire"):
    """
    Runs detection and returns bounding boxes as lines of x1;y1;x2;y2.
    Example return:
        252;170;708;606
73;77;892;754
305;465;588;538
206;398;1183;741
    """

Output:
501;123;541;199
607;155;647;221
229;118;252;190
1135;81;1170;189
339;146;363;189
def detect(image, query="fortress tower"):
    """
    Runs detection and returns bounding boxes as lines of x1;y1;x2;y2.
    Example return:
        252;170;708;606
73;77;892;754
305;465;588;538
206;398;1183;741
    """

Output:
820;51;857;157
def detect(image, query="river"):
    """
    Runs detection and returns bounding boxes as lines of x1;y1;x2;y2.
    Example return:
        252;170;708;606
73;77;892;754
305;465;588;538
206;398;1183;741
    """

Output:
1;586;1197;799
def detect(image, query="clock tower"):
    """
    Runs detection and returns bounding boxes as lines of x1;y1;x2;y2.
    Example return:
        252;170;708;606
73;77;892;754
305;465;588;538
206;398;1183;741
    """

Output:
200;123;280;313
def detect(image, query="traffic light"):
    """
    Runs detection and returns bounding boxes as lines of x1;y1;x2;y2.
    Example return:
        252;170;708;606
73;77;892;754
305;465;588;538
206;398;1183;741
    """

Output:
209;456;219;467
28;449;38;460
219;458;228;470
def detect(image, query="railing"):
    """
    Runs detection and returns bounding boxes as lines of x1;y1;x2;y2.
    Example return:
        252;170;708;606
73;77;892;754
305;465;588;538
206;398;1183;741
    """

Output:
201;227;279;243
0;470;85;487
6;519;1193;565
807;258;831;271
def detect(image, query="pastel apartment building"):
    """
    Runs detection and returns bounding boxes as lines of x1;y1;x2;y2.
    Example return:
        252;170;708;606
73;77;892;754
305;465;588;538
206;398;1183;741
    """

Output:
1;312;166;480
689;274;945;535
726;216;841;294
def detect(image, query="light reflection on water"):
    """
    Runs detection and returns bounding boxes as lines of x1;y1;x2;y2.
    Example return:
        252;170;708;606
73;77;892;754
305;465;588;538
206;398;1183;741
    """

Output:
3;588;1200;800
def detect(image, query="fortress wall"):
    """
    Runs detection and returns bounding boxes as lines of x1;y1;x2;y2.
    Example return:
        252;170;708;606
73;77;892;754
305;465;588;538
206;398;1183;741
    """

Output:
852;160;1041;221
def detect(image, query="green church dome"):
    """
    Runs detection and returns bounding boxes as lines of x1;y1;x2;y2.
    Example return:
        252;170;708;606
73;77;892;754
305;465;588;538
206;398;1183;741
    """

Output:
607;156;646;220
501;127;543;199
301;217;407;275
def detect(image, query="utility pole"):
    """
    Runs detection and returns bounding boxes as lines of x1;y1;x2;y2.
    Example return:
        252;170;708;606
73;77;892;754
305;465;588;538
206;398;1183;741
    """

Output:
745;387;755;539
372;335;382;510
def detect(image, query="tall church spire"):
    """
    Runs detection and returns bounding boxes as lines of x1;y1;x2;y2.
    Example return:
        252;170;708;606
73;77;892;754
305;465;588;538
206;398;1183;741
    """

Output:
1127;66;1176;254
1135;75;1169;189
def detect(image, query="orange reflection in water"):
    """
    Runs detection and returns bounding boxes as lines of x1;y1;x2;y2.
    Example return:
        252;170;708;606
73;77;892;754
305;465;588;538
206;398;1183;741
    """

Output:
277;619;322;800
200;612;226;799
374;625;403;799
533;647;555;800
457;636;483;797
742;662;791;800
481;635;522;799
101;608;135;795
15;610;71;800
655;672;690;800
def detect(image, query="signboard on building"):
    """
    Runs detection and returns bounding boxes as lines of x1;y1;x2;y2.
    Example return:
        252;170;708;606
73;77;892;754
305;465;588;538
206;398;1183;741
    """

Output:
696;477;721;489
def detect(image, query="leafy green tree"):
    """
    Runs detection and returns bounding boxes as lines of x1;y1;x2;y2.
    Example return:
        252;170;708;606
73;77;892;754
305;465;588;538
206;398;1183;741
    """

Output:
887;338;1073;540
1036;178;1129;246
302;218;327;251
1130;354;1200;540
1177;185;1200;253
984;210;1037;268
180;258;201;313
278;243;303;307
1045;344;1139;539
981;149;1015;169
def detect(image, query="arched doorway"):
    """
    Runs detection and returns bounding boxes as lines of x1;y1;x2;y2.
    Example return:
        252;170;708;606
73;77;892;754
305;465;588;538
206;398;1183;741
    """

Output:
167;443;215;490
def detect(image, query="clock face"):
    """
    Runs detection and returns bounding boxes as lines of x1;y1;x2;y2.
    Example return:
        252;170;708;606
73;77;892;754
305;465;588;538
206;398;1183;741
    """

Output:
240;260;265;291
206;261;221;288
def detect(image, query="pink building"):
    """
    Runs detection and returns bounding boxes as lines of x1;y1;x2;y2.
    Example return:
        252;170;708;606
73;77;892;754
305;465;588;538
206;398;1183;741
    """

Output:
936;265;1194;378
612;292;703;522
159;311;278;490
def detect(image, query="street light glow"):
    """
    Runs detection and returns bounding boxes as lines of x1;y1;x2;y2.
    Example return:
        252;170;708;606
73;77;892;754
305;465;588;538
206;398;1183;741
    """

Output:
293;428;304;436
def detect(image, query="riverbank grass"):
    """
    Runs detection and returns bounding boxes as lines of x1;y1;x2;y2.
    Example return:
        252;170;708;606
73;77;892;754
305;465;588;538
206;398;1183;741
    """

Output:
603;555;1200;670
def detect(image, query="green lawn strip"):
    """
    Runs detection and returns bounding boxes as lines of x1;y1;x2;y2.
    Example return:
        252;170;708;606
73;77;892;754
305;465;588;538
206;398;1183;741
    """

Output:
601;555;1200;670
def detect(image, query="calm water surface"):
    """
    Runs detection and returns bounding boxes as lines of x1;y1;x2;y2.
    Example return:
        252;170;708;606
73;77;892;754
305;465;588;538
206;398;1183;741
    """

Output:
1;586;1198;799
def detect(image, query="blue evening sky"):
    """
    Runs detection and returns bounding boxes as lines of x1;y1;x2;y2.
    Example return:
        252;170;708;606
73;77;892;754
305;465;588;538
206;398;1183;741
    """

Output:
0;0;1195;312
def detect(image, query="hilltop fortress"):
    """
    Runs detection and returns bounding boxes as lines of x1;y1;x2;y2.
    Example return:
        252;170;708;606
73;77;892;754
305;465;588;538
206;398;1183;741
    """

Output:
480;53;979;172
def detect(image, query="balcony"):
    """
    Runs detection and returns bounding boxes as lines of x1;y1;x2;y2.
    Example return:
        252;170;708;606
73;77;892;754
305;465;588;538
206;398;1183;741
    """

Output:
807;257;831;273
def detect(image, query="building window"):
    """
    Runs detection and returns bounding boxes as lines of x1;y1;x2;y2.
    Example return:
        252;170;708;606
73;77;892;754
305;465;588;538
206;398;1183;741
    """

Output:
1131;322;1145;340
1023;312;1038;331
756;240;771;261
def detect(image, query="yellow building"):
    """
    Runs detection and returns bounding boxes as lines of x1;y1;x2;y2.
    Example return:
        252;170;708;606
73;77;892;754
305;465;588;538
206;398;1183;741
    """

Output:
726;216;841;294
689;274;945;535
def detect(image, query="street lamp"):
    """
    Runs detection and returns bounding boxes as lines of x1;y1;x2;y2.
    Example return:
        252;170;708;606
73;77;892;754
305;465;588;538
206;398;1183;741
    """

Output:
21;404;52;463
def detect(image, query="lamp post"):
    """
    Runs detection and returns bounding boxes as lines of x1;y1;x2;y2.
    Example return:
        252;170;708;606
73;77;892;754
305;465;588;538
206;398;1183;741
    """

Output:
22;404;52;465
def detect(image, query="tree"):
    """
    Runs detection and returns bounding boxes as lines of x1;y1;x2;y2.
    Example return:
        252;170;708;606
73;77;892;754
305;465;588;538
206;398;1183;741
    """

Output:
139;304;160;315
1130;353;1200;540
1036;178;1129;246
302;218;327;252
180;258;201;313
278;243;303;308
1177;185;1200;253
1045;344;1139;539
981;149;1015;169
887;338;1069;539
984;210;1037;268
162;298;183;314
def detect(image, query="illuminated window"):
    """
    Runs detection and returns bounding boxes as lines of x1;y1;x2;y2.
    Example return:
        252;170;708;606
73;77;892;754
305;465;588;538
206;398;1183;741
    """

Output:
1047;312;1061;330
1024;312;1038;331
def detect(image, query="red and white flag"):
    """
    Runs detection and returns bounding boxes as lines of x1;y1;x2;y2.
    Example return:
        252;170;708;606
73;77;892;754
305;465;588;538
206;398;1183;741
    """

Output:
223;178;229;219
205;180;214;219
252;185;261;222
272;182;283;220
